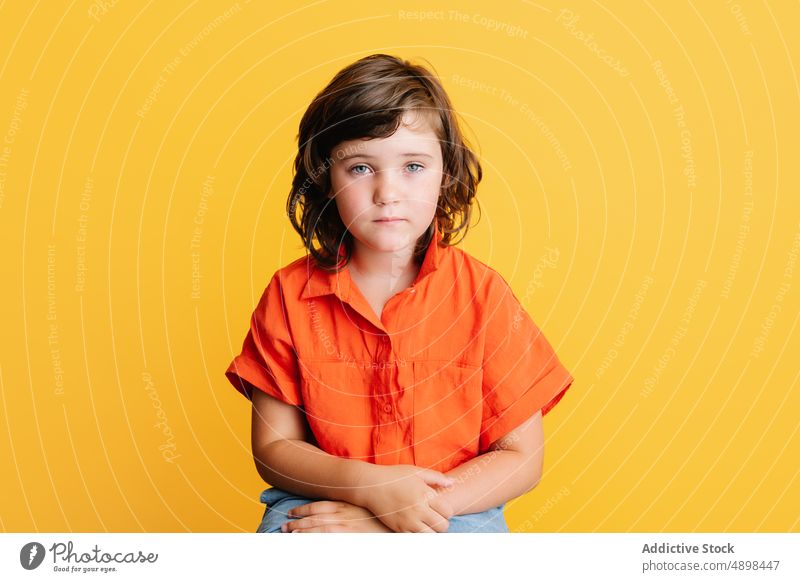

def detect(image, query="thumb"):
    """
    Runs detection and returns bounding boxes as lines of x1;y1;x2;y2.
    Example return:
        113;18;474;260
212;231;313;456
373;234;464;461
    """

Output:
420;470;455;488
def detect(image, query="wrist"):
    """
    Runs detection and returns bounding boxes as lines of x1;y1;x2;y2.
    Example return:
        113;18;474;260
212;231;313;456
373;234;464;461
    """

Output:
347;460;382;508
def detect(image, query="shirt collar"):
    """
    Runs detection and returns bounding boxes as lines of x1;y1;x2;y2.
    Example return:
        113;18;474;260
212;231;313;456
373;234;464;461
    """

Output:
301;227;443;301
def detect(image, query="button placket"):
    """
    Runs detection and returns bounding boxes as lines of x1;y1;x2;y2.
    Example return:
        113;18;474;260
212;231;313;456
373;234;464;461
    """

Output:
375;333;390;366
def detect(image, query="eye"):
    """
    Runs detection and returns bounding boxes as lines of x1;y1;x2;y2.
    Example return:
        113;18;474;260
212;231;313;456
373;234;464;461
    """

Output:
349;164;370;175
406;163;424;173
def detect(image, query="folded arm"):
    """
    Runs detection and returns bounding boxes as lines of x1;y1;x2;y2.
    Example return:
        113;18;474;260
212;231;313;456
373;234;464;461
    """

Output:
433;410;545;516
251;387;456;532
250;387;373;506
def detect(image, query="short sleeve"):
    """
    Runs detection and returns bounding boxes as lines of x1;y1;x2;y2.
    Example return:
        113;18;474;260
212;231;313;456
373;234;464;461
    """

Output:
479;274;574;452
224;274;303;406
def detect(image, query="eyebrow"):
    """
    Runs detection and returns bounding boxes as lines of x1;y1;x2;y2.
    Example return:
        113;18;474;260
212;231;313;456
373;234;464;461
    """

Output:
338;152;435;161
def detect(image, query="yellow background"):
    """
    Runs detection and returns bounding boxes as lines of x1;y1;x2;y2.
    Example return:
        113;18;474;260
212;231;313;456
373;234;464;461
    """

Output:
1;0;798;532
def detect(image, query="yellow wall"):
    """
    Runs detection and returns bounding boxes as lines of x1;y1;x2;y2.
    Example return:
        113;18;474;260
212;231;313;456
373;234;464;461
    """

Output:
1;0;798;532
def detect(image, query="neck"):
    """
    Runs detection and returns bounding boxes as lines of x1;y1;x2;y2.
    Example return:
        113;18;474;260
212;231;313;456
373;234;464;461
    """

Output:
349;242;419;285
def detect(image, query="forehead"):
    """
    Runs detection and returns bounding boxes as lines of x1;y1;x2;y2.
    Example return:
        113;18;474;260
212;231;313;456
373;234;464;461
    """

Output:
332;111;441;157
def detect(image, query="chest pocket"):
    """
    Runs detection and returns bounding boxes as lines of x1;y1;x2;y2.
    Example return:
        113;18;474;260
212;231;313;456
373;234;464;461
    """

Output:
298;360;374;461
412;361;483;472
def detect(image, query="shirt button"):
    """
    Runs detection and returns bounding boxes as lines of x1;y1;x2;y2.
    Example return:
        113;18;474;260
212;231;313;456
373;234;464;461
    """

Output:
383;403;392;413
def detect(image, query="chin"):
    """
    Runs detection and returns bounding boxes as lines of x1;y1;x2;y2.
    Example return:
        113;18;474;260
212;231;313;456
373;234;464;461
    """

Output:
359;233;417;253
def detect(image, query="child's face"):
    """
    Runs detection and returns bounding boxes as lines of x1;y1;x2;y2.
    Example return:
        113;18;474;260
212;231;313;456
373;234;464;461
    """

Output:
328;112;444;258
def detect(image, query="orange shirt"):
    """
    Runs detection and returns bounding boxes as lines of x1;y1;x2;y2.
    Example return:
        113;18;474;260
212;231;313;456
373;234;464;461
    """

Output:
225;228;574;473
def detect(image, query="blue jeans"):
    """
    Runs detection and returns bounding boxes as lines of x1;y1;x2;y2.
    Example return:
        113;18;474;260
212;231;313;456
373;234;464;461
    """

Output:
256;487;509;533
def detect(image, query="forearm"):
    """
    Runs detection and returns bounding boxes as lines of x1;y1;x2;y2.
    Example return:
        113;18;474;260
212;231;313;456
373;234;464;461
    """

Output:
436;450;541;516
254;439;374;506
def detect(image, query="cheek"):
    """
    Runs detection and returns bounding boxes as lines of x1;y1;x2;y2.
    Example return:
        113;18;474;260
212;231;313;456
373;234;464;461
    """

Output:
420;172;444;204
425;168;445;193
333;190;369;224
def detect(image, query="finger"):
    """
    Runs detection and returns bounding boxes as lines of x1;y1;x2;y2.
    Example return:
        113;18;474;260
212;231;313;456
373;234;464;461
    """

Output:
422;512;450;533
287;501;342;518
284;515;336;531
397;517;438;533
293;524;348;533
428;496;454;520
419;470;455;489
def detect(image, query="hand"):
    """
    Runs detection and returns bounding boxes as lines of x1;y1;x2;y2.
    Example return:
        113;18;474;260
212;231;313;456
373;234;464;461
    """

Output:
281;500;393;533
359;464;455;533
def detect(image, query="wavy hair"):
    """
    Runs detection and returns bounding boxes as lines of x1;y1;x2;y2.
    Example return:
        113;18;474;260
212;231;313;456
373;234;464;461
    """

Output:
286;53;482;270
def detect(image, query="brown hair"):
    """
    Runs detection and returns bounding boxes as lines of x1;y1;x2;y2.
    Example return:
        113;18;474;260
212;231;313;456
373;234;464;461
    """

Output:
286;53;482;271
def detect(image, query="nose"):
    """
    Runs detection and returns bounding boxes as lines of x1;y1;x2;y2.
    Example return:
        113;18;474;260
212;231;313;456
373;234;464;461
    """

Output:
372;168;400;206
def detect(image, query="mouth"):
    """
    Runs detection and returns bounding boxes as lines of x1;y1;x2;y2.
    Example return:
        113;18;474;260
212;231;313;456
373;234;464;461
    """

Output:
373;217;406;223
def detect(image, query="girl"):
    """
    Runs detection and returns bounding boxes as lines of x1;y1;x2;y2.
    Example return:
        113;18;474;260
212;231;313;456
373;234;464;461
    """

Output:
225;54;574;533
